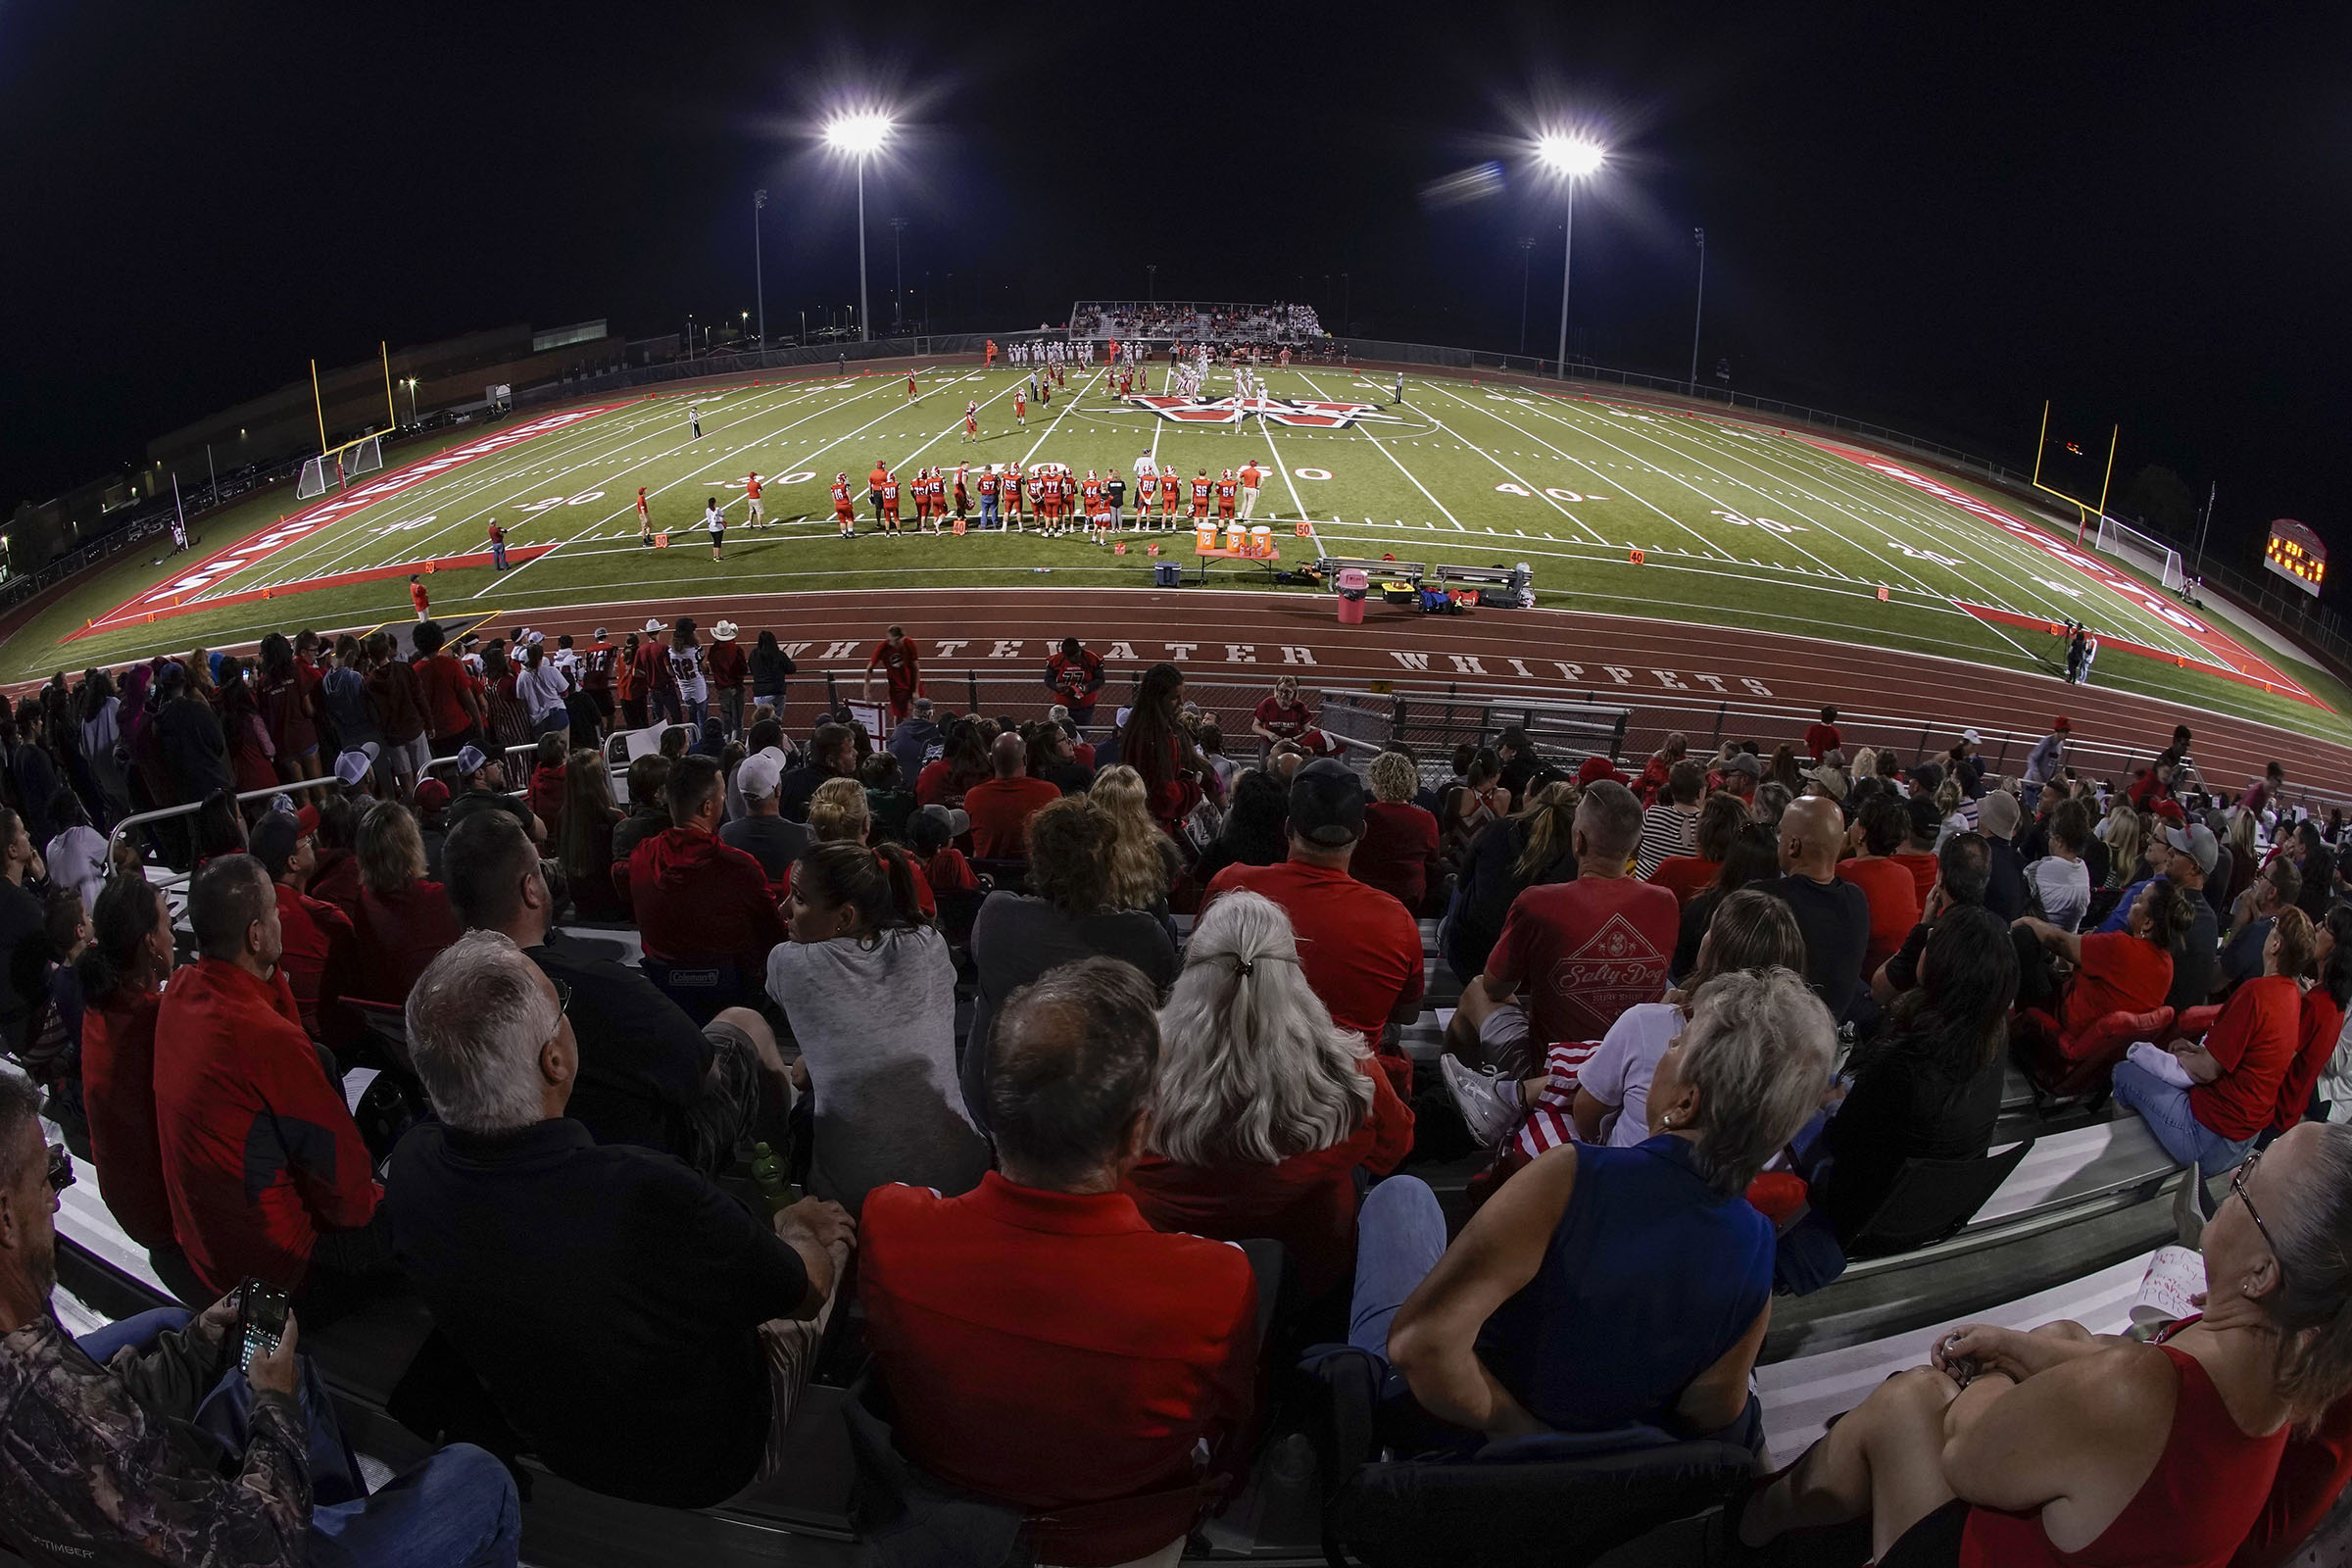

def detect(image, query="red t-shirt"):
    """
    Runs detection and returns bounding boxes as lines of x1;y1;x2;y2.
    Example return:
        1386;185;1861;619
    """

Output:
1889;852;1941;909
273;882;357;1044
2062;932;2175;1038
411;582;430;615
2192;974;2302;1142
861;1175;1258;1567
80;990;174;1250
1802;722;1840;761
961;776;1062;859
357;880;463;1004
925;848;978;896
1646;855;1723;907
867;639;921;696
1484;877;1680;1050
1253;697;1312;740
1203;859;1423;1057
2277;991;2346;1134
1837;857;1922;982
1355;801;1441;912
415;653;477;740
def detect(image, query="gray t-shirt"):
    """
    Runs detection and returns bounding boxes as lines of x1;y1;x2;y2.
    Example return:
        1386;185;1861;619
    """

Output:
2023;855;2091;933
764;927;986;1215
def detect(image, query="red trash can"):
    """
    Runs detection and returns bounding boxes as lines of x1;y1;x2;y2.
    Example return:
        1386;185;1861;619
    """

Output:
1336;567;1369;626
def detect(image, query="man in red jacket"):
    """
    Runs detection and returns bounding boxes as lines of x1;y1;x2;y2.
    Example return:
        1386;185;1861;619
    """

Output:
153;856;387;1314
629;756;786;994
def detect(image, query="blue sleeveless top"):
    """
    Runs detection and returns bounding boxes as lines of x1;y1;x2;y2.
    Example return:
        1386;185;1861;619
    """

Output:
1476;1135;1772;1433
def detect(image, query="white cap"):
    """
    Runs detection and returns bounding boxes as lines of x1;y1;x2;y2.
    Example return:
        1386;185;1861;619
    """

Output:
1961;728;1982;746
737;748;786;802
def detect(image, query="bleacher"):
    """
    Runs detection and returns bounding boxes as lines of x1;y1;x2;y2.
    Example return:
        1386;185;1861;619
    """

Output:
25;879;2256;1567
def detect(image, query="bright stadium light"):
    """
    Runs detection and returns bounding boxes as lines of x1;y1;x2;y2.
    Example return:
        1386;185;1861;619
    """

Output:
1534;132;1608;380
823;112;896;342
1536;134;1605;177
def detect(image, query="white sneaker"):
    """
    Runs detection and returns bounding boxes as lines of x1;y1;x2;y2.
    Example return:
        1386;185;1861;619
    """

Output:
1442;1055;1524;1149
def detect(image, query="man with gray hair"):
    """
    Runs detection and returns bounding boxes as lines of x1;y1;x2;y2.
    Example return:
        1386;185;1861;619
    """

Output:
389;930;853;1509
0;1073;522;1566
1446;779;1678;1079
860;957;1259;1565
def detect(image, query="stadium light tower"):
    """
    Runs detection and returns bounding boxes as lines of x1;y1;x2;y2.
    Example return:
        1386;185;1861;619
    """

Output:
823;112;893;343
1535;133;1605;379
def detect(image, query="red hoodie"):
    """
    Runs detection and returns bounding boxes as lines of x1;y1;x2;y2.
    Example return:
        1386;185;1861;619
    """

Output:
153;958;380;1295
629;826;787;987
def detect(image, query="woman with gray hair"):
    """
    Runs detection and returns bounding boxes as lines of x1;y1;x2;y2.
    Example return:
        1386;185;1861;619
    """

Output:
1738;1120;2352;1565
1125;891;1413;1298
1355;966;1835;1448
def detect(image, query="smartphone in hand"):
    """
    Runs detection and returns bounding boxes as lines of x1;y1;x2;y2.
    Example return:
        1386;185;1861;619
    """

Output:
234;1279;290;1373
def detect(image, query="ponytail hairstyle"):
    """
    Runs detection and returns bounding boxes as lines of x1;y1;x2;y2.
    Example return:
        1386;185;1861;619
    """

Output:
75;874;167;1004
1510;780;1581;881
792;839;932;944
2273;906;2319;982
2263;1123;2352;1426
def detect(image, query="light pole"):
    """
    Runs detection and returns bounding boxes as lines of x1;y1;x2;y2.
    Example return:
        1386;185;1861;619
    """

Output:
402;377;419;423
1536;133;1605;377
753;189;768;346
1516;237;1536;354
1688;226;1706;388
824;113;893;342
890;218;908;331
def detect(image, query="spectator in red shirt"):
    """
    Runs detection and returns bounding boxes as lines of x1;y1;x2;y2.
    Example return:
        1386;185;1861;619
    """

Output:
1117;663;1209;835
525;732;568;830
1447;780;1679;1080
74;875;184;1276
961;733;1062;859
630;755;788;992
1648;792;1748;906
1128;891;1413;1299
354;801;461;1004
1803;705;1840;762
1838;795;1924;983
1249;672;1334;758
249;809;357;1049
254;632;321;782
1355;750;1441;913
153;856;387;1309
861;957;1259;1566
708;619;751;737
409;572;430;620
864;624;922;723
1204;760;1424;1096
1632;731;1687;807
2275;906;2352;1133
412;620;483;759
363;628;431;797
2115;907;2311;1181
1043;636;1106;731
2013;877;2191;1037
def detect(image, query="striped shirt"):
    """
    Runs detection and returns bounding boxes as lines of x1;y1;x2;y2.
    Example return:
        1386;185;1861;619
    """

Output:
1634;803;1699;881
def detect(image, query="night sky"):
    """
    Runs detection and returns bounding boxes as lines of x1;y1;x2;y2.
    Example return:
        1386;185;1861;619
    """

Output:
5;3;2348;587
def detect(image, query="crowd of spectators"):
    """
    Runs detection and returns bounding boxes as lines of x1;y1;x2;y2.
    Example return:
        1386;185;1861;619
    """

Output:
1066;300;1327;345
7;627;2352;1567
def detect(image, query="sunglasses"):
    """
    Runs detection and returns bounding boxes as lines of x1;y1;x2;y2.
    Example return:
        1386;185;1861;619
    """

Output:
46;1143;74;1195
2232;1148;2282;1285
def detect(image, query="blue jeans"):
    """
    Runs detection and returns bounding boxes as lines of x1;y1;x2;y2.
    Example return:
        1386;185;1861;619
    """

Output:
2113;1058;2254;1179
490;543;509;570
1349;1176;1447;1358
980;494;999;527
75;1311;518;1568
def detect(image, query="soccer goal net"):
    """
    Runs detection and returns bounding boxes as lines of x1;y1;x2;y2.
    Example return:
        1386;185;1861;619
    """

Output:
2093;514;2186;592
295;433;384;499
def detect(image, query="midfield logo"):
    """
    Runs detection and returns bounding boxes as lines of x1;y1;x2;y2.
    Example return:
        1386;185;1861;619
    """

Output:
1123;394;1401;429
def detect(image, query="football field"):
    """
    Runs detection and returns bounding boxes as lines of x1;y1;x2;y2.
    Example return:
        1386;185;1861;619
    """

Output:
13;364;2329;730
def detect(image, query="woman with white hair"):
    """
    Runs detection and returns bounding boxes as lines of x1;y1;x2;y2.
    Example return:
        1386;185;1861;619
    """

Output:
1355;967;1836;1448
1125;891;1413;1299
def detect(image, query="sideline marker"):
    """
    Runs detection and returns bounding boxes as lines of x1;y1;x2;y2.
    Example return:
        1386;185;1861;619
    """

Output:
1630;548;1645;565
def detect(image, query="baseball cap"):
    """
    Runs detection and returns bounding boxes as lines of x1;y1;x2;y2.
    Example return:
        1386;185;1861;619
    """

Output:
1960;728;1982;746
2166;821;2220;874
249;811;306;878
2051;716;2072;733
1575;756;1624;787
455;744;490;777
918;802;970;838
334;750;373;787
1290;759;1367;846
593;626;609;641
1725;753;1763;779
737;749;785;802
2154;798;2188;825
415;778;452;813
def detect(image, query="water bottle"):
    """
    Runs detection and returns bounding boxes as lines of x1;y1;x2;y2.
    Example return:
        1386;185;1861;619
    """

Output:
750;1142;792;1213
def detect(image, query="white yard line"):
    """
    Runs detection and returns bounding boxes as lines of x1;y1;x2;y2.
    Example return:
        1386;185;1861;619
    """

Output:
1290;368;1465;528
1422;386;1613;546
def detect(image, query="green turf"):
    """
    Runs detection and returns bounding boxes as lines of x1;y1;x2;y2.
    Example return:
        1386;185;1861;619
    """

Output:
10;366;2345;745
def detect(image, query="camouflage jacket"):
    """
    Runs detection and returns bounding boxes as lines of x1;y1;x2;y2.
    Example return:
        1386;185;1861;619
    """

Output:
0;1311;309;1568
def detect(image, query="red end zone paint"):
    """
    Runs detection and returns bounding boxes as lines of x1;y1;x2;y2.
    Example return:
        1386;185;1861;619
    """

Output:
1797;438;2314;703
82;402;635;634
63;546;554;641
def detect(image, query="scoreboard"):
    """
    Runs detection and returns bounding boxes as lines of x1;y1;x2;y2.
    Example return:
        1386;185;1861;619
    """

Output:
2265;518;2326;597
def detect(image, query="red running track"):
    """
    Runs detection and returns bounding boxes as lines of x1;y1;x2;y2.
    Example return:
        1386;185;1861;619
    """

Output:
432;583;2350;803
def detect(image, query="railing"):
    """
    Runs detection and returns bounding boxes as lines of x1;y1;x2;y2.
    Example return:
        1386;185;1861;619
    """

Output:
106;775;347;895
